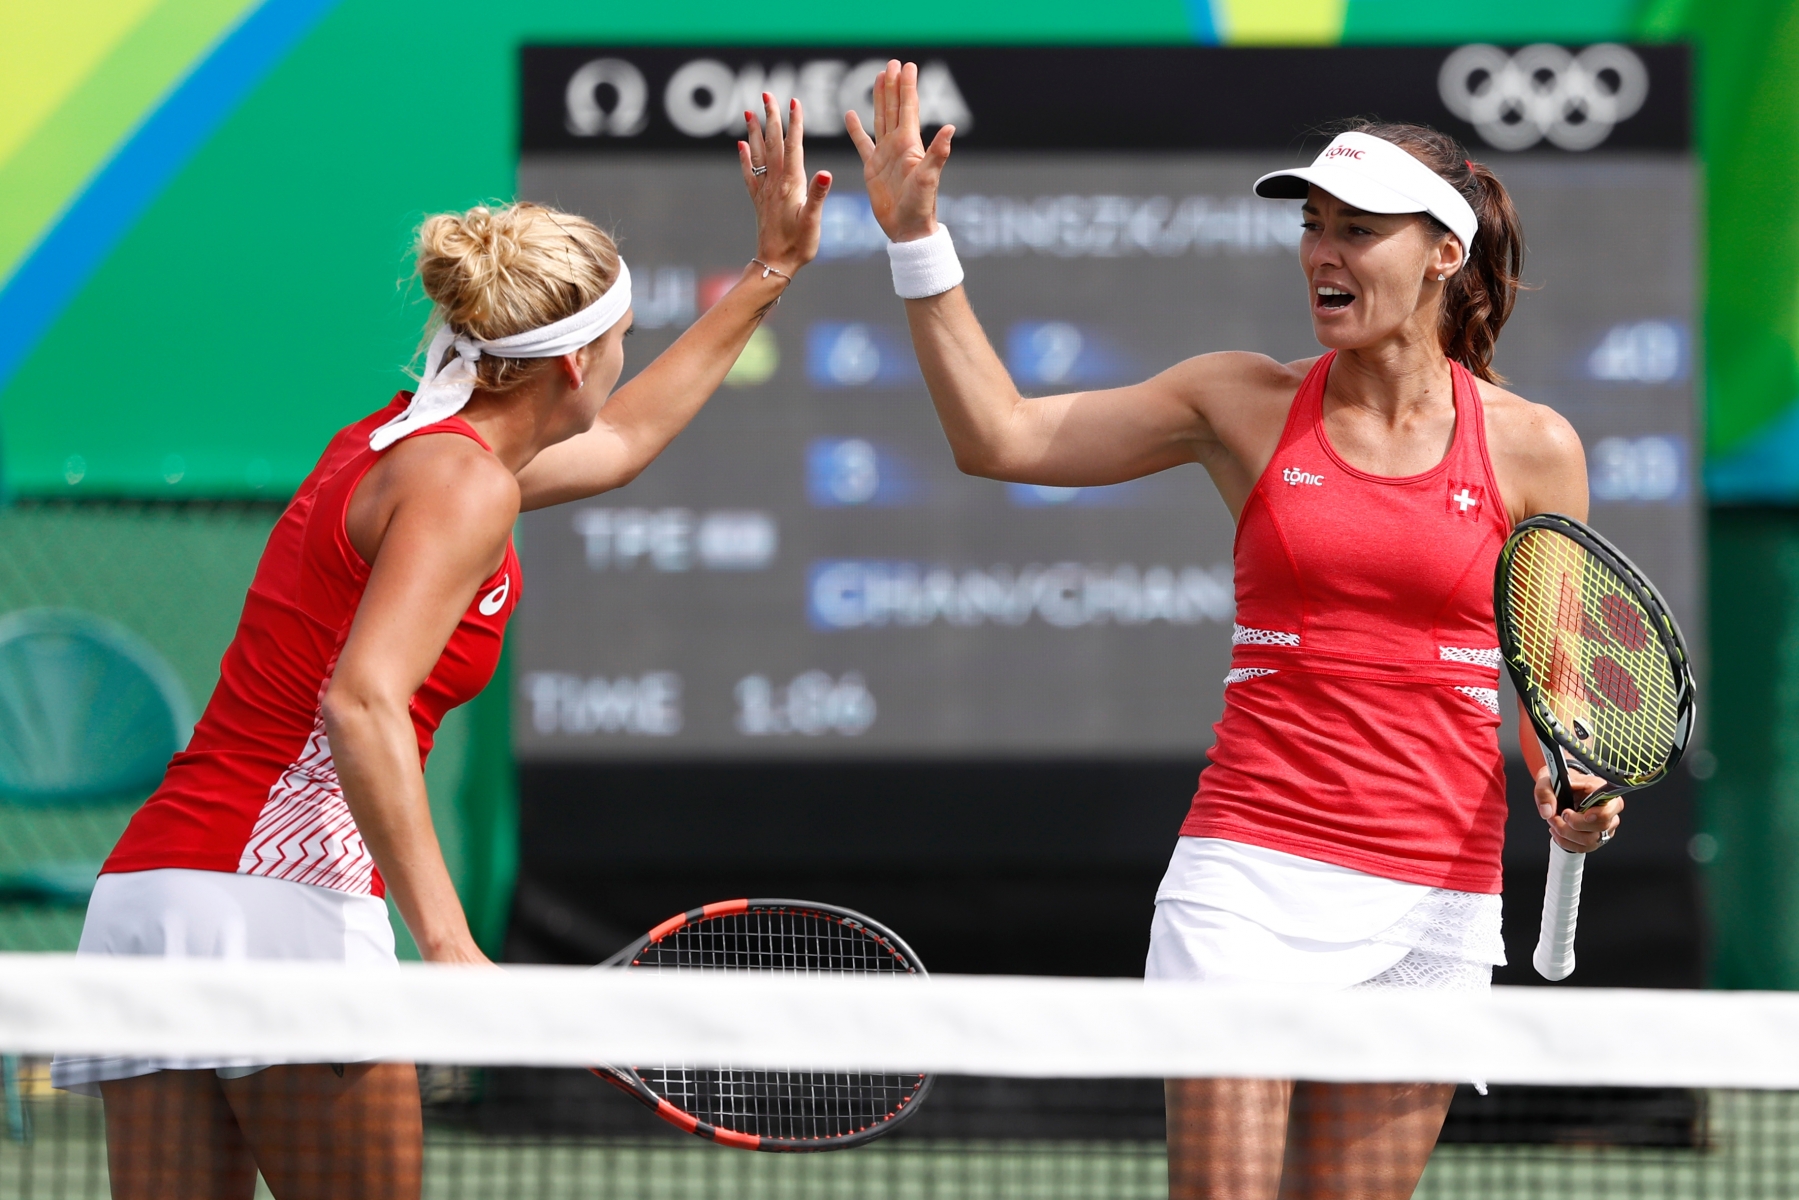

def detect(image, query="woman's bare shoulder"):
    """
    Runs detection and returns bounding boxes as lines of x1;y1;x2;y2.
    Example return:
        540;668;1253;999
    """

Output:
1477;378;1589;518
1161;351;1316;390
352;432;521;562
1478;379;1584;467
1155;352;1319;422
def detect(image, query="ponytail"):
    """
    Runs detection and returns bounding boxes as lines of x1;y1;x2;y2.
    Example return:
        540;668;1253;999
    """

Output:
1335;120;1525;383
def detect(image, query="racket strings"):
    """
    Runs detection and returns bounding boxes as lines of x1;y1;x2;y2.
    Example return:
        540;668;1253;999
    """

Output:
627;906;926;1142
641;1067;923;1141
633;910;911;974
1506;529;1682;782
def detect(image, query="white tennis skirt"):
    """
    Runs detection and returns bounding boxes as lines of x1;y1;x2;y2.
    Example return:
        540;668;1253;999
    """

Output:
51;868;396;1096
1145;838;1505;993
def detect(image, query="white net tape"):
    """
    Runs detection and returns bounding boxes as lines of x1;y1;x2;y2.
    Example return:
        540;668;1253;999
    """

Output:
2;955;1797;1088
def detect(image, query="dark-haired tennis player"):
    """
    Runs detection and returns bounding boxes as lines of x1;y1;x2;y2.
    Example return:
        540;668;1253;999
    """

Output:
850;62;1618;1199
51;96;827;1200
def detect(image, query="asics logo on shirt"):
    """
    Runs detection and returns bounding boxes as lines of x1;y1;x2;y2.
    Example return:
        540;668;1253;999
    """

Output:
479;575;510;616
1282;467;1325;487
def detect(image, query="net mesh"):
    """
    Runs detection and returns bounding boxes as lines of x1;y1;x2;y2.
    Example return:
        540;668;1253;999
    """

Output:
1502;527;1684;784
3;960;1798;1199
8;1076;1799;1199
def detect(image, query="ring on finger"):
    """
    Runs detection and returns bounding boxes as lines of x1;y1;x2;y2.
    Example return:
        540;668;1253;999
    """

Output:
750;165;768;177
1597;828;1614;845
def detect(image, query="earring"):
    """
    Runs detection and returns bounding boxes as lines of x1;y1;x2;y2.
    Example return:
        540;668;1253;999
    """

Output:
1436;273;1447;281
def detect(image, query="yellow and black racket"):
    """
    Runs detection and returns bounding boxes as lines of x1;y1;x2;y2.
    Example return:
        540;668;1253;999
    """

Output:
1494;514;1695;981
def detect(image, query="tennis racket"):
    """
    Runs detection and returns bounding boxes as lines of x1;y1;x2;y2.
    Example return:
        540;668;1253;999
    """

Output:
590;898;933;1151
1494;514;1696;982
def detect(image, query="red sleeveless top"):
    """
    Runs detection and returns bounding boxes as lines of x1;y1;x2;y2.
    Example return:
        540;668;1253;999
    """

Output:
1180;353;1511;892
103;395;521;898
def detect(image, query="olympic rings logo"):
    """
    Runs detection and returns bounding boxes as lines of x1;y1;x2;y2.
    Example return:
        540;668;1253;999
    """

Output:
1438;44;1649;152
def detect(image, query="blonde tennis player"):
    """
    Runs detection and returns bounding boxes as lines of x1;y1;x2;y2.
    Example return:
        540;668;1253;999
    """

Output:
54;95;827;1200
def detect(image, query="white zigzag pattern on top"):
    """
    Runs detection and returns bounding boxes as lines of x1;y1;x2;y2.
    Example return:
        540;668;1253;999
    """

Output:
1440;646;1503;670
237;710;376;896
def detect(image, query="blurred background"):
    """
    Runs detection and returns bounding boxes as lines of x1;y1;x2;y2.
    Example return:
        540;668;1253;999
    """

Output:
0;0;1792;1004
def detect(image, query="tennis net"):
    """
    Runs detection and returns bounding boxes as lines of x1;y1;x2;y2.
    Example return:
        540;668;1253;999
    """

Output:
2;954;1797;1199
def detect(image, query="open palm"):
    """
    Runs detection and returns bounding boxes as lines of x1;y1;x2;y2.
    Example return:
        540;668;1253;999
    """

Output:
739;91;833;271
846;60;956;243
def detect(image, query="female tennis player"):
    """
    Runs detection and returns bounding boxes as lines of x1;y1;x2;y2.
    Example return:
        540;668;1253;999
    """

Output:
849;63;1620;1199
51;96;826;1199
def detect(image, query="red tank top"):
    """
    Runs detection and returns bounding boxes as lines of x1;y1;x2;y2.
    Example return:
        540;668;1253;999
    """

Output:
103;395;521;897
1180;353;1511;893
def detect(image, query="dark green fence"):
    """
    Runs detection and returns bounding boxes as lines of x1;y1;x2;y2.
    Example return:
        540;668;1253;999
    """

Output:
0;501;513;957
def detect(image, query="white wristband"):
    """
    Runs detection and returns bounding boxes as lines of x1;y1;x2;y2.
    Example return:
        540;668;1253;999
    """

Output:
886;224;964;299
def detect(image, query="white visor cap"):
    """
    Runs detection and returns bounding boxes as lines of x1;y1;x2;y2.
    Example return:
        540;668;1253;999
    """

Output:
1254;132;1478;254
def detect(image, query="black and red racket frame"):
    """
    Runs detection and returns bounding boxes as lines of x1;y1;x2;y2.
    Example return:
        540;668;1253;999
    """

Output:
589;898;934;1151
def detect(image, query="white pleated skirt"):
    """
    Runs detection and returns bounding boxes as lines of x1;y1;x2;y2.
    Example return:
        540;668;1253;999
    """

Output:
1145;837;1505;993
51;868;396;1096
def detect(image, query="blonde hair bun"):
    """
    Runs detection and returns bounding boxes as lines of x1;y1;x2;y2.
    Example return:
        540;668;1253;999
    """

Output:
414;201;620;393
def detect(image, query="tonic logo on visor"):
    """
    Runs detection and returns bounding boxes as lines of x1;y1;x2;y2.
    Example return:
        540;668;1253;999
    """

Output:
1321;147;1367;161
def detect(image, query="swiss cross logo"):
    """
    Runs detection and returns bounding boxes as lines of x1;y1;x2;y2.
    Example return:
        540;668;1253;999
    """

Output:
1446;480;1484;517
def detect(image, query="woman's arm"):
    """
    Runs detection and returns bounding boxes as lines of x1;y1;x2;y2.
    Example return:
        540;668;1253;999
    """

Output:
516;93;832;511
897;287;1264;486
1484;384;1617;852
846;61;1270;487
1485;386;1589;525
324;439;521;964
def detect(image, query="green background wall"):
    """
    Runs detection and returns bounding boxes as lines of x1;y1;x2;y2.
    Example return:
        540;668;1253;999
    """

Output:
9;0;1791;498
5;0;1798;982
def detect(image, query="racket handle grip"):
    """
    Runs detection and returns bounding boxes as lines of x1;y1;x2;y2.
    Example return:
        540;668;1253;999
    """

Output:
1533;840;1585;982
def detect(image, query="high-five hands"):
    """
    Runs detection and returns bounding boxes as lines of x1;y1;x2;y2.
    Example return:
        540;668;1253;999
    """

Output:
845;61;956;244
739;91;833;274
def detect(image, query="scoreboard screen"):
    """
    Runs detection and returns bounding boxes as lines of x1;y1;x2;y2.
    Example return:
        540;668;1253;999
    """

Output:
512;45;1697;764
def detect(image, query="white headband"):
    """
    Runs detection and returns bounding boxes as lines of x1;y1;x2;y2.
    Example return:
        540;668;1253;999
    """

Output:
370;260;633;451
1253;133;1479;254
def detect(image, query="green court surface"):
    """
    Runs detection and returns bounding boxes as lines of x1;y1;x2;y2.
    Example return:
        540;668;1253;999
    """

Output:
4;1089;1798;1200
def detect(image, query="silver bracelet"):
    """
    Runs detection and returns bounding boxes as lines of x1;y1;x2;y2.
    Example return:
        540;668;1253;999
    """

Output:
886;224;964;299
750;259;793;282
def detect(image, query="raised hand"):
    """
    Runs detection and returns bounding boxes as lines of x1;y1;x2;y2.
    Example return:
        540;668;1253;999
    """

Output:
739;92;833;273
845;60;956;244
